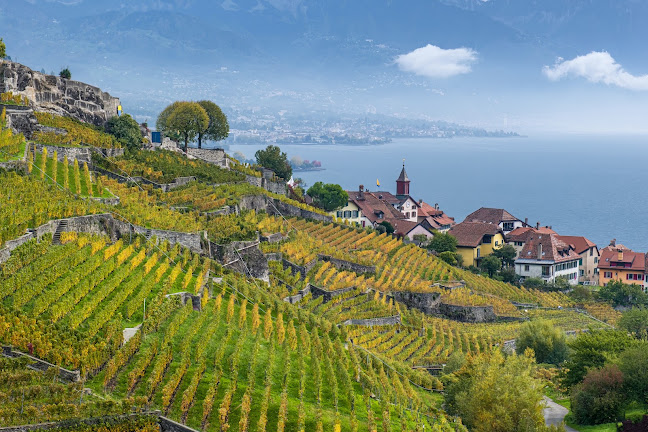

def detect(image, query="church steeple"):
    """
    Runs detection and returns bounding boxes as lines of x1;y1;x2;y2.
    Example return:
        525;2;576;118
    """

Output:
396;160;410;196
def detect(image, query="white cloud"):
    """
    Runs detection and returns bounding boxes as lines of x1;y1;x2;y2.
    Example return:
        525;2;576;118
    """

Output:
543;51;648;91
395;44;478;79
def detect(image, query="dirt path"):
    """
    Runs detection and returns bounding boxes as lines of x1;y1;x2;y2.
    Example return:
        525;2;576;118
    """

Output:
543;396;579;432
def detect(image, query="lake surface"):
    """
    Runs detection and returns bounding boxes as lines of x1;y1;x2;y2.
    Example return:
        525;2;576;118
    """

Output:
227;135;648;252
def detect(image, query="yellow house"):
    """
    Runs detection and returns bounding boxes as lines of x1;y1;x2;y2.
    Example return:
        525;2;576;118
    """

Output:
448;221;505;267
329;197;372;228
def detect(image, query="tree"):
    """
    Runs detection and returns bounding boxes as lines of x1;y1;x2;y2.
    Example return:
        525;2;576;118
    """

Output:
106;114;142;150
444;349;550;432
377;221;394;234
493;244;517;267
159;101;209;153
306;181;348;211
569;285;593;303
0;38;6;59
515;320;568;365
562;329;638;388
156;101;182;142
571;364;627;425
618;344;648;405
480;255;501;277
599;280;648;307
59;68;71;79
428;232;457;253
618;308;648;339
438;251;457;266
255;145;292;180
196;100;229;149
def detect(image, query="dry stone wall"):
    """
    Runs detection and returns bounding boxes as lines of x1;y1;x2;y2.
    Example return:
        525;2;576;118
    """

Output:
343;315;401;326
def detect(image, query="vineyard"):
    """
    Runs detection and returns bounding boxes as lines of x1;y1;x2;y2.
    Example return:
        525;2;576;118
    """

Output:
93;149;246;184
0;107;26;162
30;147;112;198
33;112;120;149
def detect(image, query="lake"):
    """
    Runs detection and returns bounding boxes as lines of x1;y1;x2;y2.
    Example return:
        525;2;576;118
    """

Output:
227;135;648;252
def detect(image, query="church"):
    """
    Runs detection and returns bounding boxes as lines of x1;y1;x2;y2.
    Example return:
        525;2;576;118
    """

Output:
331;163;455;239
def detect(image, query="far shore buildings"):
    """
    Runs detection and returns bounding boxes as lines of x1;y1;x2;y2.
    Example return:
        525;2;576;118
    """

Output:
597;240;646;290
448;221;504;267
332;164;455;240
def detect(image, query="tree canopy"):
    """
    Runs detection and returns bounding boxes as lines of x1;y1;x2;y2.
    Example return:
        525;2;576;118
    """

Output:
480;255;502;277
618;308;648;339
0;38;6;59
306;182;348;212
571;364;627;425
493;244;517;267
196;100;229;149
599;280;648;307
157;101;209;153
428;232;457;254
515;320;568;365
443;349;552;432
59;68;71;80
618;344;648;406
106;114;142;151
255;145;292;180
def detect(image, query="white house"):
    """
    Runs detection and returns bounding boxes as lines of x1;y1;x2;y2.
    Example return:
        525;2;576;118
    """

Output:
515;233;581;285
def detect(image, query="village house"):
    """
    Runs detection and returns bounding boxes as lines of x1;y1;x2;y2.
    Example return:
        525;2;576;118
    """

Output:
448;221;505;267
515;233;580;285
597;241;646;289
464;207;526;235
558;235;599;284
417;201;455;233
505;225;557;258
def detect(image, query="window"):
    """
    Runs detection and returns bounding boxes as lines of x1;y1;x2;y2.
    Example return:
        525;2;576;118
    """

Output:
343;210;351;218
604;271;612;278
542;266;551;277
580;270;584;276
495;241;499;246
482;235;492;244
516;242;523;246
503;222;514;231
352;210;359;218
579;258;583;266
405;212;409;218
524;265;530;271
412;211;416;218
476;248;481;258
336;211;343;218
590;248;593;256
594;257;598;264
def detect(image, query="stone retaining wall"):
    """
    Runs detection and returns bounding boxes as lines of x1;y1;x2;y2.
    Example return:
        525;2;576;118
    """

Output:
264;252;283;261
186;148;229;168
2;346;80;382
0;413;200;432
31;143;124;164
391;291;442;315
210;239;269;282
281;258;317;279
342;315;402;326
261;232;287;243
318;254;376;274
159;416;202;432
165;292;202;311
0;232;34;264
284;285;311;304
92;166;195;192
309;284;357;303
438;303;497;323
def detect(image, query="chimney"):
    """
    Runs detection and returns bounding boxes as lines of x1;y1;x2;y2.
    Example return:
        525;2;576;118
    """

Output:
536;221;540;229
358;185;365;200
610;238;616;247
524;217;528;226
418;199;422;204
435;203;439;210
537;242;543;259
618;249;623;261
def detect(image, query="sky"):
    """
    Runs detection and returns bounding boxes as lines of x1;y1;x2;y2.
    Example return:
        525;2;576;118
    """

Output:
2;0;648;134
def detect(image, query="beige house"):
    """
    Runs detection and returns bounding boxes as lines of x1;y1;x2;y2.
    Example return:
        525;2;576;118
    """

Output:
559;236;599;284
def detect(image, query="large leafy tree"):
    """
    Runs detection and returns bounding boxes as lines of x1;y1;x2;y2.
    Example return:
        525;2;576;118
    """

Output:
618;308;648;339
480;255;501;277
0;38;6;59
196;100;229;149
618;344;648;405
562;329;638;388
599;280;648;307
157;101;209;154
428;232;457;253
306;181;348;211
515;320;568;365
444;349;550;432
156;101;182;142
493;244;517;267
106;114;141;151
255;145;292;180
571;364;627;425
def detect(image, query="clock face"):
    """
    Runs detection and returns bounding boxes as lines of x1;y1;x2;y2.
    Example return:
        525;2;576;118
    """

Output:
406;202;410;208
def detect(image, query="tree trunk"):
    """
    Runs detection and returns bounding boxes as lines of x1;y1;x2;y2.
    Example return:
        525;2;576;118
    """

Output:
198;133;202;149
184;135;188;155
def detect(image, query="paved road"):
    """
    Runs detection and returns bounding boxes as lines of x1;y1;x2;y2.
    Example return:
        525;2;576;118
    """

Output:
543;396;579;432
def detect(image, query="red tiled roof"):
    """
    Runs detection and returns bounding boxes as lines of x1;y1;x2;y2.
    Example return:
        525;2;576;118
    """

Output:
464;207;521;224
598;248;645;272
448;221;503;248
557;235;597;255
518;233;580;263
346;189;404;225
506;227;535;243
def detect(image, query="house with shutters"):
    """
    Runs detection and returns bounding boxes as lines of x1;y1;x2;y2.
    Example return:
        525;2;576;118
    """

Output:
448;221;505;267
597;243;646;289
514;233;581;285
558;235;599;284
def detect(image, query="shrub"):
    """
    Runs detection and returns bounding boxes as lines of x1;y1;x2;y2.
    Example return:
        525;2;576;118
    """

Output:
571;364;626;425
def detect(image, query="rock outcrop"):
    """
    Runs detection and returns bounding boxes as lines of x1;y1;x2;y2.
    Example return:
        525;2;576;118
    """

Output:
0;61;121;128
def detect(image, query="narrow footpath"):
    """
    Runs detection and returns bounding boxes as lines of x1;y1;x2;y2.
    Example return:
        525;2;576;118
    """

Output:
543;396;579;432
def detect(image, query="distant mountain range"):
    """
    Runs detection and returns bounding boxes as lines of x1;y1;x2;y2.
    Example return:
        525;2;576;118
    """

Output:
2;0;648;132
